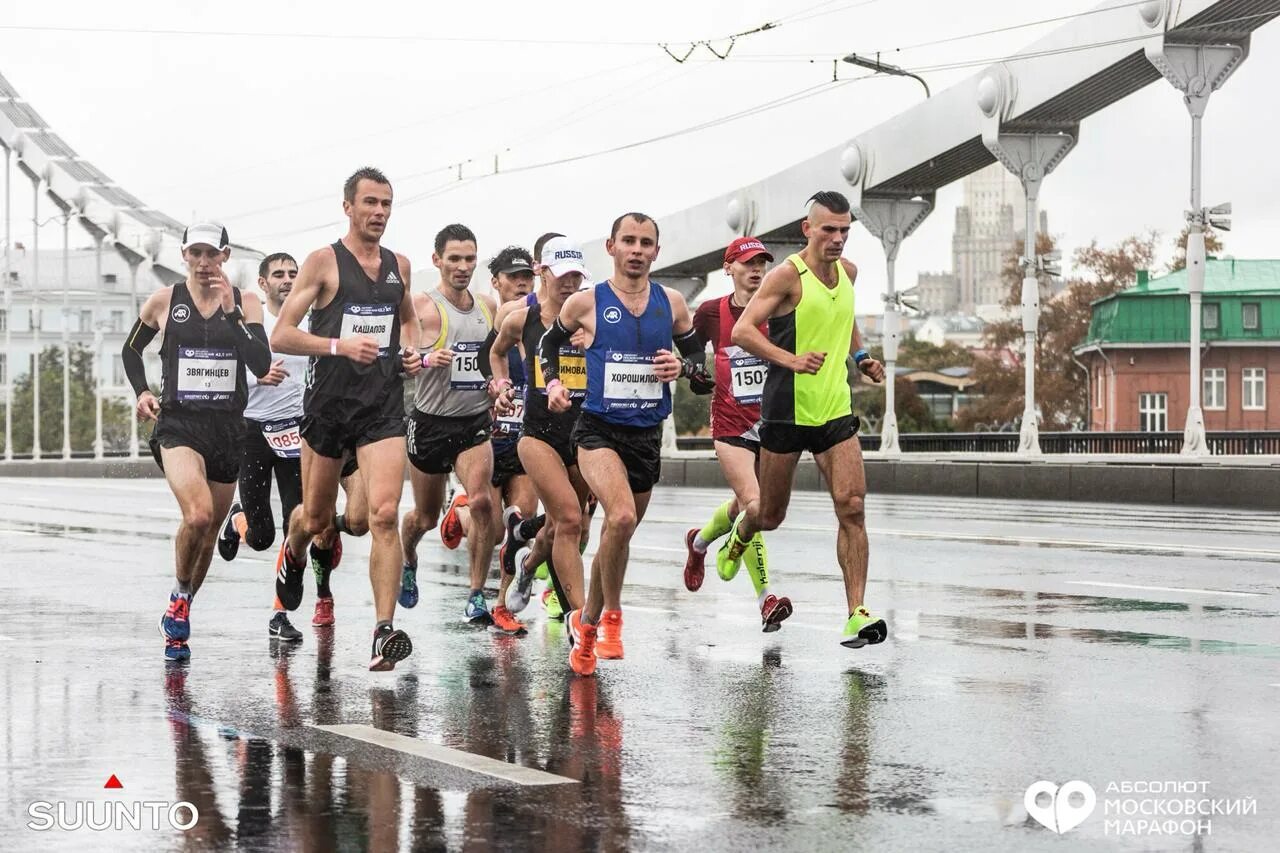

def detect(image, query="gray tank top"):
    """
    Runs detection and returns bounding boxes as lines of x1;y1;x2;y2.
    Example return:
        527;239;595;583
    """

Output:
413;290;494;417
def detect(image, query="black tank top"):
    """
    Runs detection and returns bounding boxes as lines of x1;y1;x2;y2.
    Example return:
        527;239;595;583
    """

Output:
304;240;404;412
161;282;247;413
522;303;585;434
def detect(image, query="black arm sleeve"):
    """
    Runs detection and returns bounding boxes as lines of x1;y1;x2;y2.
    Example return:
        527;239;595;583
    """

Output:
537;319;572;387
477;327;499;381
673;328;704;359
227;315;273;377
121;318;158;397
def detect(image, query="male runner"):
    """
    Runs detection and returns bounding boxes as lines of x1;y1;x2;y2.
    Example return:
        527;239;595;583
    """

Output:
490;236;593;668
271;166;422;671
123;221;273;661
215;253;368;639
538;213;713;674
398;224;505;628
719;191;888;648
683;237;793;631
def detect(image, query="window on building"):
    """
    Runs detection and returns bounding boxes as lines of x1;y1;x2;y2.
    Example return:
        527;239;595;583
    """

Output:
0;308;6;332
1242;303;1261;331
1095;369;1106;409
1243;368;1267;410
1202;303;1220;331
110;310;124;333
0;353;6;385
102;273;118;286
1203;368;1226;410
79;310;93;333
1138;393;1168;432
112;354;126;387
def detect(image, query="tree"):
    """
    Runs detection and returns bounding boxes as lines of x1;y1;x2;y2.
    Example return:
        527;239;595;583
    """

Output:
956;232;1159;431
673;381;710;436
856;376;938;434
869;336;973;372
3;345;135;455
1168;224;1224;273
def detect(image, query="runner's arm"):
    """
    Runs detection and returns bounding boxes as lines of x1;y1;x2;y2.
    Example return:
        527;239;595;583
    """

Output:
230;290;273;378
841;259;883;382
396;254;419;351
731;264;803;369
489;308;524;390
272;248;339;357
121;289;169;397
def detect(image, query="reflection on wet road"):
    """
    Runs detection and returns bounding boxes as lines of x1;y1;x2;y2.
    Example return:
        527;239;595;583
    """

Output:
0;479;1277;850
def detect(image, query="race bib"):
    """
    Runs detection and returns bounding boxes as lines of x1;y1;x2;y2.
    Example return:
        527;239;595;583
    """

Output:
495;390;525;435
534;346;587;399
340;303;395;357
450;341;486;390
261;418;302;459
177;347;237;404
603;351;663;411
727;349;767;405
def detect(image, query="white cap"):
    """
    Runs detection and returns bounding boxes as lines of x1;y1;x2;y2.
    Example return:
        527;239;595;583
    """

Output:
181;221;230;251
539;236;590;280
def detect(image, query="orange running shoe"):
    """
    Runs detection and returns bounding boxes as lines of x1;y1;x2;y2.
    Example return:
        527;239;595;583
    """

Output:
312;596;335;627
596;609;624;660
440;492;468;550
567;609;598;677
490;605;528;637
683;528;705;592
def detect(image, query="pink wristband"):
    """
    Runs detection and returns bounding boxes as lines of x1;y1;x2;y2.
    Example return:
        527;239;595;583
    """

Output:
547;379;564;392
329;338;338;356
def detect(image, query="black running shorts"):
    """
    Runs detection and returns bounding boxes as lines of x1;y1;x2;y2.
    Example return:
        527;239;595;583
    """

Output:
572;411;662;494
491;442;525;488
301;385;405;460
150;409;245;484
406;409;492;475
713;434;761;456
759;414;860;456
521;417;578;469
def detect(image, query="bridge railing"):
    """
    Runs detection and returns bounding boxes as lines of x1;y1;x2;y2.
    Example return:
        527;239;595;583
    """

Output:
676;431;1280;455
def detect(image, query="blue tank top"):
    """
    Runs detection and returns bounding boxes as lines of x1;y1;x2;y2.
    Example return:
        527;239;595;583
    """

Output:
583;281;673;428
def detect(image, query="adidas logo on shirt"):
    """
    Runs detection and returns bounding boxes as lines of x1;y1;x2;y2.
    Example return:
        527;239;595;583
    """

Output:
386;271;401;285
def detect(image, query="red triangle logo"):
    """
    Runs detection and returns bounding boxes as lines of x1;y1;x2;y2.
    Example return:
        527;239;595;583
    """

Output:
104;774;123;789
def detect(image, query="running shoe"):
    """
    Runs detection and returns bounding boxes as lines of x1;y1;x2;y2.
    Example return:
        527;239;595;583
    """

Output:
683;528;705;592
566;609;598;677
312;596;335;627
440;492;468;550
399;562;419;609
490;605;528;636
159;593;191;642
841;606;888;649
542;587;564;620
502;506;525;547
464;590;492;625
274;542;306;612
596;610;624;660
715;520;749;582
498;510;523;578
163;638;190;662
369;624;413;671
505;547;534;613
269;611;303;642
760;594;794;633
217;502;242;562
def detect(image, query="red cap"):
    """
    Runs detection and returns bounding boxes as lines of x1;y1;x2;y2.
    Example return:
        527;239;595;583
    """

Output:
724;237;773;265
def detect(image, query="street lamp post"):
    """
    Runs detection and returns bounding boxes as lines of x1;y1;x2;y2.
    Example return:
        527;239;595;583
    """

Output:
60;211;70;459
2;145;10;462
29;177;40;460
842;53;931;99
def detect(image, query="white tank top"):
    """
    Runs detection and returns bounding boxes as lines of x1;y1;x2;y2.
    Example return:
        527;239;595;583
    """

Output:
243;308;308;422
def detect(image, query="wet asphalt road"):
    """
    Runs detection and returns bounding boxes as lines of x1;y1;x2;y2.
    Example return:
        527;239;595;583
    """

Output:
0;476;1278;852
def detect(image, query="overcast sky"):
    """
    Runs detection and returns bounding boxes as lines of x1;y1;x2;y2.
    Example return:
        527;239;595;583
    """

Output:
3;0;1278;307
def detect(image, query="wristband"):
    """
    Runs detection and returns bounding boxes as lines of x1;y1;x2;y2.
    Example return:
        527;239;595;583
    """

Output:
494;377;513;390
329;338;338;356
547;379;564;392
853;349;869;365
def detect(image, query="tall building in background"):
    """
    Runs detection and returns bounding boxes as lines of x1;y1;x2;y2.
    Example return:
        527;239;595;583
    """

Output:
916;162;1050;317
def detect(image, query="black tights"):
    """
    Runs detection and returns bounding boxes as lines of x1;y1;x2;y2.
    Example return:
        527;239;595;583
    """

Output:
238;421;302;551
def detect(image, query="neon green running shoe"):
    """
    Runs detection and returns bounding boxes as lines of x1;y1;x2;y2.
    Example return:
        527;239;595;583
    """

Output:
716;518;749;582
840;606;888;649
542;587;564;620
534;561;550;581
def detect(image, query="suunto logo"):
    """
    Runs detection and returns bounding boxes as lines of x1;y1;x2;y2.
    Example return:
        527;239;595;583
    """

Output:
603;306;622;324
171;305;190;323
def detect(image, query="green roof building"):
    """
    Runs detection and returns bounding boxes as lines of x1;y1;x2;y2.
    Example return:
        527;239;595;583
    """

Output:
1074;259;1280;432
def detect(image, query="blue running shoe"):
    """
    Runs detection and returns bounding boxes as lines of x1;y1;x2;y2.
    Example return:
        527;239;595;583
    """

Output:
464;590;492;625
159;593;191;641
399;563;419;609
163;638;190;661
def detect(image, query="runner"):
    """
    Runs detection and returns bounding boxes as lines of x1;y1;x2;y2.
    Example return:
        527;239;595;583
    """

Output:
537;213;713;674
718;190;889;648
489;236;593;668
213;252;370;640
398;224;506;629
271;166;422;671
123;221;274;661
683;237;793;631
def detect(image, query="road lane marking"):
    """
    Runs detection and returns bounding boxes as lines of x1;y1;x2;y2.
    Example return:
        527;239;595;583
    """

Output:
1064;581;1263;598
311;724;578;787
